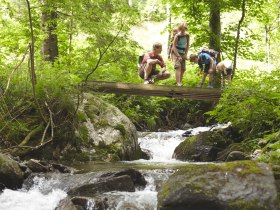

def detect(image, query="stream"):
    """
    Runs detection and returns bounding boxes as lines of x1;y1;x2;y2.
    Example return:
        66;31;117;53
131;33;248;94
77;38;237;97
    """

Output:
0;125;226;210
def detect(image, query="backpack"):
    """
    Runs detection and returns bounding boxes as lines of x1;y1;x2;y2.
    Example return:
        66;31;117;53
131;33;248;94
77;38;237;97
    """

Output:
198;48;219;59
138;54;144;68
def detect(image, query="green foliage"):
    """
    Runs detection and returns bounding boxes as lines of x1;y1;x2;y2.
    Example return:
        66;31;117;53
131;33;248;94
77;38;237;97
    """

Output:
207;68;280;139
103;93;215;130
257;131;280;165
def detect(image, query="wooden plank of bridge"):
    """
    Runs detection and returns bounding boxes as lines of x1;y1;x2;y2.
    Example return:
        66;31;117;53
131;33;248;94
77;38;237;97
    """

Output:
85;81;222;101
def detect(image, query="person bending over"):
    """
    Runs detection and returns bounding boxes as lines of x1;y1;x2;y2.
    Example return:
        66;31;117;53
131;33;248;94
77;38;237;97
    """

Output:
216;59;233;88
189;52;215;88
138;42;171;84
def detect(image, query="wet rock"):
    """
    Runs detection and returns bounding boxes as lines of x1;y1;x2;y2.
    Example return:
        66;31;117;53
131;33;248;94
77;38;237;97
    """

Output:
26;159;49;172
158;161;279;210
71;196;92;209
52;163;72;173
217;143;250;161
173;130;232;161
182;130;192;137
0;153;24;190
272;165;280;180
100;168;147;187
225;151;251;162
68;175;135;197
219;124;242;142
94;197;109;210
141;148;151;160
180;123;193;130
55;197;80;210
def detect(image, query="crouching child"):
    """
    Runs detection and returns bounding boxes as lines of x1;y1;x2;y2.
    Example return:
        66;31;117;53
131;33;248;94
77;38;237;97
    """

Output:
216;59;233;87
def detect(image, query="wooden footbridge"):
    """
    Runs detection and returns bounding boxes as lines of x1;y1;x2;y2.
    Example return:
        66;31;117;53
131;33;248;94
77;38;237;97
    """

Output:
84;81;222;101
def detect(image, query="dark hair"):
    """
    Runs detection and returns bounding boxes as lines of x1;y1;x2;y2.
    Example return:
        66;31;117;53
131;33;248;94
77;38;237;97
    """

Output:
189;54;198;62
178;22;188;30
153;42;162;50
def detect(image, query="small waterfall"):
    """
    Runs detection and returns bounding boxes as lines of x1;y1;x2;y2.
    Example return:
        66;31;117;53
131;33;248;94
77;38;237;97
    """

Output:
0;177;67;210
0;125;227;210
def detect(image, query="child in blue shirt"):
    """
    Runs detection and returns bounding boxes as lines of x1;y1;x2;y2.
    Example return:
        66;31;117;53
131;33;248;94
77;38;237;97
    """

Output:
189;52;216;88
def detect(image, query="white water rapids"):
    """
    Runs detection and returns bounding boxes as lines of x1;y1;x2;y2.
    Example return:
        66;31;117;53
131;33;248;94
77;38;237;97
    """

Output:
0;125;227;210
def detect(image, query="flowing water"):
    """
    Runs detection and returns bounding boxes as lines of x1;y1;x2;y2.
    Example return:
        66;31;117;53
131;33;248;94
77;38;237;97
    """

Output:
0;125;226;210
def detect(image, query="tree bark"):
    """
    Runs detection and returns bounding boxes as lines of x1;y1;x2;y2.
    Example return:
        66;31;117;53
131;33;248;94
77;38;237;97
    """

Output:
233;0;246;76
42;1;58;63
209;0;221;54
209;0;221;87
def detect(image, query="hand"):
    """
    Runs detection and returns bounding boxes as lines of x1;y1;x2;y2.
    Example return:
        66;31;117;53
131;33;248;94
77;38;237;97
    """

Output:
157;59;162;65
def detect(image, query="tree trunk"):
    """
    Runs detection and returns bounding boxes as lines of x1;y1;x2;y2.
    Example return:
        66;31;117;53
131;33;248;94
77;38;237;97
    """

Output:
233;0;246;76
42;1;58;63
209;0;221;87
209;0;221;54
265;25;271;67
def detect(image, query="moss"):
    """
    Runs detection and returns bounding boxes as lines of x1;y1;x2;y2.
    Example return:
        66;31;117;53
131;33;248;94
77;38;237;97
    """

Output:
158;184;172;203
176;161;265;177
78;125;90;144
0;155;4;165
110;153;121;162
95;119;109;129
76;111;87;122
159;161;269;209
84;111;97;121
114;124;126;137
228;199;267;210
92;142;122;161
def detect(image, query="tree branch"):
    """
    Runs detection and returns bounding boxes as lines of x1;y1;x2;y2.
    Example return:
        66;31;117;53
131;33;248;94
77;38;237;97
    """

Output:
233;0;246;76
4;44;30;95
84;24;124;82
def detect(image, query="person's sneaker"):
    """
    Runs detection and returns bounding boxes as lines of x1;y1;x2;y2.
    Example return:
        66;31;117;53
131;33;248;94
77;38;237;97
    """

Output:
207;85;213;88
176;83;182;87
197;83;203;88
149;78;155;84
144;80;150;84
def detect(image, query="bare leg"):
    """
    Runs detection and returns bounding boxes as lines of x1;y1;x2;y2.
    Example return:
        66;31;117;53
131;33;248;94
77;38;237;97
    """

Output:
180;69;185;83
175;67;182;85
158;71;171;80
200;73;207;85
144;63;153;80
222;77;225;87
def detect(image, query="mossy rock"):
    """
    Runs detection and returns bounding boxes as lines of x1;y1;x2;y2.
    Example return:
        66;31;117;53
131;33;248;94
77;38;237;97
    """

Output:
158;160;279;210
0;153;24;190
73;93;143;161
173;130;232;161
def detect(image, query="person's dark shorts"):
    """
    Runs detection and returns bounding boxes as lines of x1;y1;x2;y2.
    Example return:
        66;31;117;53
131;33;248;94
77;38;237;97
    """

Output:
203;64;210;73
203;60;216;73
222;68;232;76
138;63;159;79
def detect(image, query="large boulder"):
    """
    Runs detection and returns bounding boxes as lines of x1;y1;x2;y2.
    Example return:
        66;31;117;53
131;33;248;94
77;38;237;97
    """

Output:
64;93;143;161
0;153;24;190
157;160;279;210
173;130;232;161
